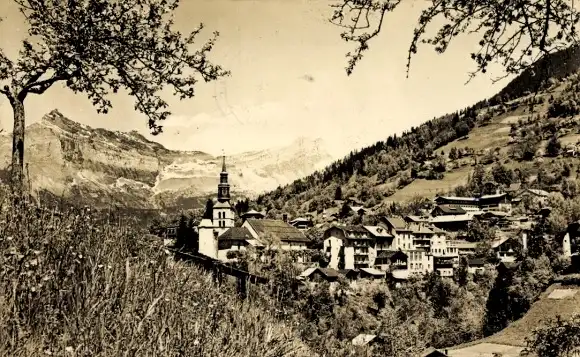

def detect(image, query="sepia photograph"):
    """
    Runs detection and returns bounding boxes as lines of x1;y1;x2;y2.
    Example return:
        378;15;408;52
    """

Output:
1;0;580;356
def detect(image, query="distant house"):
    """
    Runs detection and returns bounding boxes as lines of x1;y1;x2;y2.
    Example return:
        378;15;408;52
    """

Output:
429;214;473;232
380;217;415;250
517;188;550;205
491;234;519;263
434;193;511;211
242;218;311;262
431;205;467;217
375;250;408;273
448;239;478;256
289;217;313;230
299;267;341;283
434;256;455;277
359;267;386;279
323;225;375;270
217;226;259;260
467;258;486;274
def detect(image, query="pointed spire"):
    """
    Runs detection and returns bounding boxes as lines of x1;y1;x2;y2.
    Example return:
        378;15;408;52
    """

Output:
221;153;226;173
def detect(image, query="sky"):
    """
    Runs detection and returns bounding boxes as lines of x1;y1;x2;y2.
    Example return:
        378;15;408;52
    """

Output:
0;0;513;158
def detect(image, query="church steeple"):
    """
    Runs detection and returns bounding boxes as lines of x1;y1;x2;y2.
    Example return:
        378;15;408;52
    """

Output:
217;154;230;202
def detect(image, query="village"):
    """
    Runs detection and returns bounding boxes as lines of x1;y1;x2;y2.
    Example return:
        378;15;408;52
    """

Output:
159;156;580;289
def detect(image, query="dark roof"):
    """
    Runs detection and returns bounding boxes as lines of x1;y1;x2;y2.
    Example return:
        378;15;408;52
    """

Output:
382;217;410;231
468;258;486;266
218;227;253;241
377;250;407;260
434;205;467;215
420;348;448;357
316;268;341;278
245;218;310;243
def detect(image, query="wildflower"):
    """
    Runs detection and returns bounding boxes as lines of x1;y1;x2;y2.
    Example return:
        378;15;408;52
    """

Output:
98;264;104;269
193;339;200;346
65;346;74;353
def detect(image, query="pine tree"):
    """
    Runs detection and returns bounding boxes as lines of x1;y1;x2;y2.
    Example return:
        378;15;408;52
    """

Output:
334;186;343;201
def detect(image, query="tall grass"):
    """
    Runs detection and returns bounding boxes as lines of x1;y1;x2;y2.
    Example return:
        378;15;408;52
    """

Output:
0;189;311;357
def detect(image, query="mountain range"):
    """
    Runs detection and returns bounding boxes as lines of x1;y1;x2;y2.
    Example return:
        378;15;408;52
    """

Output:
0;110;334;210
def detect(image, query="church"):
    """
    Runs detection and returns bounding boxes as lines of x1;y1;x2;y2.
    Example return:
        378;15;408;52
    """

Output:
197;156;311;261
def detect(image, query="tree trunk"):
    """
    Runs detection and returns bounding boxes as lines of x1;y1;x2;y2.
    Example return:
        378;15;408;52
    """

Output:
10;98;25;197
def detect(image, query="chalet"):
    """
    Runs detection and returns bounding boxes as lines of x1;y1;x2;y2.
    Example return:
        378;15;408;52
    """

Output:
289;217;313;230
434;196;479;211
429;214;473;232
478;211;511;228
217;227;260;260
516;188;550;205
242;218;310;250
434;193;511;211
375;250;408;272
431;205;467;217
467;258;486;274
448;239;478;256
323;225;375;270
299;267;341;283
434;256;455;277
338;269;360;280
380;217;414;250
491;233;519;263
364;225;395;251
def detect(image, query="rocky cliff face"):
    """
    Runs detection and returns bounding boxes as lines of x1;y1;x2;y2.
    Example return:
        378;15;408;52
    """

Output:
0;110;333;209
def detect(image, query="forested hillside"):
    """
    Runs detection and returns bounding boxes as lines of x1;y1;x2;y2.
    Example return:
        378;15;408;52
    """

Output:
255;47;580;223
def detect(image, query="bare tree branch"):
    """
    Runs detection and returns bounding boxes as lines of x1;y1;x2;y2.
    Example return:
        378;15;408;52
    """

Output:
330;0;580;79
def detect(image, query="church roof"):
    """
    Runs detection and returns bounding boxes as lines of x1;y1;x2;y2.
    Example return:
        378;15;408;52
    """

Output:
245;218;310;243
218;227;253;241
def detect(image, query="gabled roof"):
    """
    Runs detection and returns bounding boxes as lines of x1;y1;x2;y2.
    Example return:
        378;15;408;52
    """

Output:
435;195;479;203
522;188;550;197
377;250;407;260
363;225;394;238
245;218;310;243
419;347;448;357
382;217;411;231
359;267;386;276
218;227;253;241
